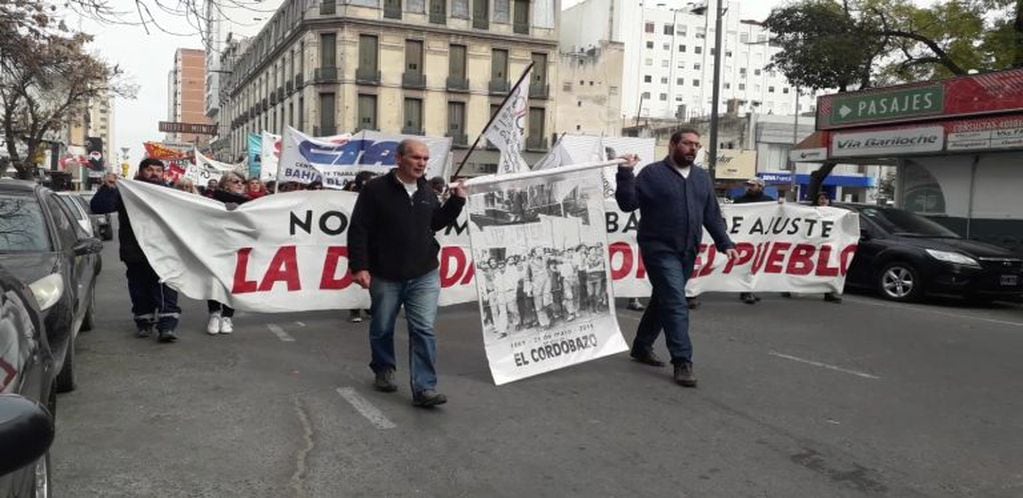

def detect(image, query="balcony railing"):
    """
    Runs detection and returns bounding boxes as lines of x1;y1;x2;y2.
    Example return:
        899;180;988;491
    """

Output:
402;71;426;89
277;87;285;100
356;68;381;85
513;22;529;35
446;76;470;92
269;93;278;105
286;81;294;93
526;136;548;151
401;126;424;135
529;82;549;99
315;125;337;136
446;133;468;146
261;98;268;111
295;74;304;87
429;10;446;24
473;16;489;30
314;67;338;83
488;79;510;95
319;0;335;15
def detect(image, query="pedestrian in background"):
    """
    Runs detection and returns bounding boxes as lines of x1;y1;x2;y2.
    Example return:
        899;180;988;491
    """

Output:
91;159;183;343
615;128;738;387
348;139;467;408
782;192;844;304
246;178;268;199
205;171;251;336
203;179;218;198
174;179;198;194
732;178;775;305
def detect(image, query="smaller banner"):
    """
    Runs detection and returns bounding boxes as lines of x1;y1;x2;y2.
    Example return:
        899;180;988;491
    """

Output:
466;164;628;385
260;132;282;181
85;137;104;172
278;127;452;189
247;133;262;180
484;68;532;175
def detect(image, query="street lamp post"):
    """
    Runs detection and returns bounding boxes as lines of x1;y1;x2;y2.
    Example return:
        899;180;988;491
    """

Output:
694;1;726;184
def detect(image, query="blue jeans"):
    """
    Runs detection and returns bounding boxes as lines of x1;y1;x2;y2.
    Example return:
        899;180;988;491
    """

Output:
368;270;442;395
632;249;694;365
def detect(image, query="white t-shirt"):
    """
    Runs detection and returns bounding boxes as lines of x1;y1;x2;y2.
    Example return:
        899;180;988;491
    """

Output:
402;180;418;198
674;165;691;179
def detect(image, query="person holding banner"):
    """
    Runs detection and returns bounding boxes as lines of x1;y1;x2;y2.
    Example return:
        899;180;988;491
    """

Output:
615;128;738;387
91;159;183;343
205;171;251;335
732;178;776;305
348;139;467;408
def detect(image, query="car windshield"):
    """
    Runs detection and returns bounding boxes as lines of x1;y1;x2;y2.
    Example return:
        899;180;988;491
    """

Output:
0;195;51;252
860;207;960;238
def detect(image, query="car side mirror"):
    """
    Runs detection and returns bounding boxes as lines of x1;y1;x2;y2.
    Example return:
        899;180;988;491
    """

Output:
73;238;103;256
0;394;54;476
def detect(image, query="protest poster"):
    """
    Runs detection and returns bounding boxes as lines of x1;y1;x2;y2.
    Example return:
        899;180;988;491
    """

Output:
464;163;629;385
117;180;477;313
277;127;452;189
260;132;282;181
247;133;263;180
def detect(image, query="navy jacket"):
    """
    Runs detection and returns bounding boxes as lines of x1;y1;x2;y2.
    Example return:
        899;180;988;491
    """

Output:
615;159;734;256
348;170;465;281
90;183;149;263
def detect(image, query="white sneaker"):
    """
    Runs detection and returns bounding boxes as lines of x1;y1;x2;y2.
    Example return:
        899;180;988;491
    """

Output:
206;313;221;335
220;317;234;334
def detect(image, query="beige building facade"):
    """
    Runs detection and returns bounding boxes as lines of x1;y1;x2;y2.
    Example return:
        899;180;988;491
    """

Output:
555;40;623;137
167;48;212;146
221;0;560;175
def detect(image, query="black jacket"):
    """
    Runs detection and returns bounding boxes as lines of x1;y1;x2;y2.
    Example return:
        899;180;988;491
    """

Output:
733;191;775;204
212;189;251;205
90;182;163;263
348;170;465;281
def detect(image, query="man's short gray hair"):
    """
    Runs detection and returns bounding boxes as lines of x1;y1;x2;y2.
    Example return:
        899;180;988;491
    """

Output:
396;138;426;157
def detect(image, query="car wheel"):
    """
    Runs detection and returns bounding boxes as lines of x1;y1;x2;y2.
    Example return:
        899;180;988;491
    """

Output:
31;453;51;498
81;293;95;332
55;339;76;393
878;262;923;302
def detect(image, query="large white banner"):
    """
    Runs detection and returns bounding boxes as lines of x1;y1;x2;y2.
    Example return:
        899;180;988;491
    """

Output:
118;183;859;314
278;127;452;189
465;165;628;384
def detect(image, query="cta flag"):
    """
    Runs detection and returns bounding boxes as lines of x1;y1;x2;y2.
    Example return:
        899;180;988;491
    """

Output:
484;67;532;175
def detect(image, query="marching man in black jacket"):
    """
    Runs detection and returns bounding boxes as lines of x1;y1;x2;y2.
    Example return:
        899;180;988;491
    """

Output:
348;139;467;408
91;158;183;343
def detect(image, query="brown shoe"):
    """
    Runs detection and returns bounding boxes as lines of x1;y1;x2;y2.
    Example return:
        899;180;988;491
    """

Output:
673;362;697;387
373;370;398;392
630;350;666;367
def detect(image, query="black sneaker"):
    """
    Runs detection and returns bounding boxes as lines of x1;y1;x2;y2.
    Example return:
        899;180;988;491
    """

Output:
824;293;843;303
373;370;397;392
687;298;701;310
412;390;448;408
673;362;697;388
629;349;666;367
741;293;758;305
135;326;152;338
157;330;178;343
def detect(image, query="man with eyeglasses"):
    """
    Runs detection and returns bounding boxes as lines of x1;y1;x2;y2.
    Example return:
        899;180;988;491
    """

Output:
615;127;738;387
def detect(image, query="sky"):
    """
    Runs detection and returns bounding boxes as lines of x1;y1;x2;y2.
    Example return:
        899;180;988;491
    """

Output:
79;0;923;166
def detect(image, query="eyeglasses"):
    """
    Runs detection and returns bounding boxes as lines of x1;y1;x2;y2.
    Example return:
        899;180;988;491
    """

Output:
227;178;243;184
678;141;702;148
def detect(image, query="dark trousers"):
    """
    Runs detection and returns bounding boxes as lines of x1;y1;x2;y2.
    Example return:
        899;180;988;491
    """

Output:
125;260;181;332
631;249;695;365
207;300;235;318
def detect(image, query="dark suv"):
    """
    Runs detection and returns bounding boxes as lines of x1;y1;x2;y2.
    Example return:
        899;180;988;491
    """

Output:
838;204;1023;302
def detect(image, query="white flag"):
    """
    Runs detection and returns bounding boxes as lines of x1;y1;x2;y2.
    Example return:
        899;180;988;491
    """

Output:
260;132;282;181
483;68;532;175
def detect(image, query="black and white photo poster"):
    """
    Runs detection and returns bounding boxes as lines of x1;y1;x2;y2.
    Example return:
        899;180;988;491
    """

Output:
466;165;628;385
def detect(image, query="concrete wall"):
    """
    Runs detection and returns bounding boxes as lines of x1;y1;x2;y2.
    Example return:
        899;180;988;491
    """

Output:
555;41;624;136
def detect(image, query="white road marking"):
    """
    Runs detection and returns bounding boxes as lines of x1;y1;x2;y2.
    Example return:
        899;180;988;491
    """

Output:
769;351;880;380
267;323;295;342
336;387;397;430
843;296;1023;328
294;321;306;327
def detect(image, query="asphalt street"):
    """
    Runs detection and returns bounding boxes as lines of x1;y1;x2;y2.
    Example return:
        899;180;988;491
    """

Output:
50;236;1023;497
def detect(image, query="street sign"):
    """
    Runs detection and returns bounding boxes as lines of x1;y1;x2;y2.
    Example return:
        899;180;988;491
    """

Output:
830;126;945;157
158;121;218;135
817;68;1023;130
946;115;1023;152
829;85;944;127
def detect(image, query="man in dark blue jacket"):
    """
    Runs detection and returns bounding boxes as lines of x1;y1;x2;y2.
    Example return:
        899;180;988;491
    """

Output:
348;139;467;407
90;158;182;343
615;128;737;387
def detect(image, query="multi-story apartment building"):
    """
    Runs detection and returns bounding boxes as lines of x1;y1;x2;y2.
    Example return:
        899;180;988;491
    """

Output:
561;0;819;122
556;40;624;136
166;48;212;146
220;0;560;175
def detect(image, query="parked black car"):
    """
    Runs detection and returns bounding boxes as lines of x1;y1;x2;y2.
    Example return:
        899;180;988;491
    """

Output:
0;180;102;393
0;264;56;496
838;203;1023;302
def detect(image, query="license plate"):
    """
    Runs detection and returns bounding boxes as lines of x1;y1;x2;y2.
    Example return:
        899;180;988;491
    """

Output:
1001;275;1019;286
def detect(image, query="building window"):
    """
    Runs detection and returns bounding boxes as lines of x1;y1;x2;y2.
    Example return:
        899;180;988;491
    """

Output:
724;82;731;89
661;60;669;68
677;78;684;85
662;43;669;50
696;27;706;39
738;83;745;90
494;0;509;23
357;94;377;131
320;33;336;68
384;0;402;19
645;58;653;66
663;24;673;35
512;0;529;34
660;77;668;84
782;87;790;94
319;92;335;133
530;52;548;92
472;0;489;29
403;98;423;134
659;93;667;101
429;0;446;23
528;107;545;145
644;75;652;83
768;86;775;93
641;91;650;99
491;48;508;81
694;46;702;54
740;32;749;44
725;50;733;57
645;22;654;33
740;67;747;76
694;63;701;70
693;79;700;86
405;39;424;73
359;34;378;73
646;41;653;49
754;69;762;76
448;101;466;139
678;44;686;52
